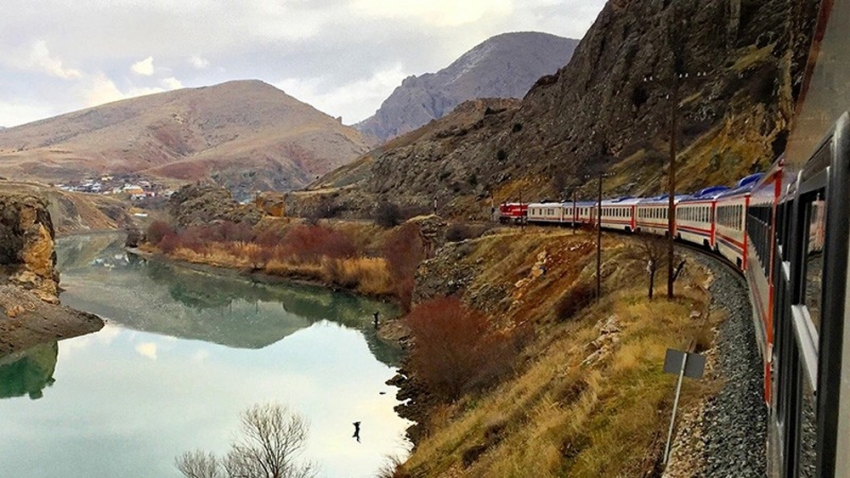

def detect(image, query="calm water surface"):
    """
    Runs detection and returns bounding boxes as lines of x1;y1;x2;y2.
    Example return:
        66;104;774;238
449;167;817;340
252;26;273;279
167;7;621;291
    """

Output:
0;234;411;478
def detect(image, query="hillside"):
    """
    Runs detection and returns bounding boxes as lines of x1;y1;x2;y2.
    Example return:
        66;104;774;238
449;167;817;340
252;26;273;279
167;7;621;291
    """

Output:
0;80;373;195
0;180;133;234
304;0;821;219
356;32;577;143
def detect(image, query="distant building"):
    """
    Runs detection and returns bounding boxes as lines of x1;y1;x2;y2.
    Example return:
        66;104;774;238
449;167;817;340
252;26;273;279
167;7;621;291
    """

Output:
123;185;144;195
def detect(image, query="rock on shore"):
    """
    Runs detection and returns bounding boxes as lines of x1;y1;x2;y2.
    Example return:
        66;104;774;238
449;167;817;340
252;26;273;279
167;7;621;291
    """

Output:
0;183;104;357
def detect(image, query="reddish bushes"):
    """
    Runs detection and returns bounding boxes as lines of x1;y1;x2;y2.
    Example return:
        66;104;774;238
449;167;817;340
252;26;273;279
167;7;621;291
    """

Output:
383;223;425;310
405;297;517;401
281;225;357;261
147;220;175;245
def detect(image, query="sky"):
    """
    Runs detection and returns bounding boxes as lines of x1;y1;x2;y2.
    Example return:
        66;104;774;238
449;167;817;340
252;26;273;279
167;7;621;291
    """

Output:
0;0;608;128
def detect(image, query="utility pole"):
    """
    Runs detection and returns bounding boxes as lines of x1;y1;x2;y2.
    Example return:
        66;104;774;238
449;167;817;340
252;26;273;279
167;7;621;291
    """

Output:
597;173;603;302
667;74;678;300
572;189;578;235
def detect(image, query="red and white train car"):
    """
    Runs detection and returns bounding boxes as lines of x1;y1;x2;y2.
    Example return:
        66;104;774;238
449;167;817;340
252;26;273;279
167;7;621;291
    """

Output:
714;174;763;269
635;195;683;236
599;197;640;232
574;201;598;227
675;186;729;249
527;202;566;224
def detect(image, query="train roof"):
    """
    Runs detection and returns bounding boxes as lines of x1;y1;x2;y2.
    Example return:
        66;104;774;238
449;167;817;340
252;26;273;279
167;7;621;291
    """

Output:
600;196;643;206
637;194;688;205
716;173;765;199
679;185;730;203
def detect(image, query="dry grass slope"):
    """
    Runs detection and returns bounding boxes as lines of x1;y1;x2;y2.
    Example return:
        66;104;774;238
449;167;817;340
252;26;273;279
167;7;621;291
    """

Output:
393;229;720;477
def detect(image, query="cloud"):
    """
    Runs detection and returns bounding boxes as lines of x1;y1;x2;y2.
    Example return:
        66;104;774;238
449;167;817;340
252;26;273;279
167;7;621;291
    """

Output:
0;100;56;128
189;55;209;69
85;73;127;106
192;349;211;363
131;56;155;76
277;63;408;124
83;72;185;107
25;40;82;79
0;0;608;125
352;0;513;27
161;77;183;90
135;342;158;360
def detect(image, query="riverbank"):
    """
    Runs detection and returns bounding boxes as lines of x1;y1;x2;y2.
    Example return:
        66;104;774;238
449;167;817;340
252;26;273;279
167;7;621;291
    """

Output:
0;185;106;359
0;284;103;357
126;245;399;305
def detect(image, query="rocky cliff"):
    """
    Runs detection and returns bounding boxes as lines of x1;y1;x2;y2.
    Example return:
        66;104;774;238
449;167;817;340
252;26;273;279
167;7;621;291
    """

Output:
0;189;60;302
167;183;264;227
0;183;103;357
307;0;822;218
356;32;578;143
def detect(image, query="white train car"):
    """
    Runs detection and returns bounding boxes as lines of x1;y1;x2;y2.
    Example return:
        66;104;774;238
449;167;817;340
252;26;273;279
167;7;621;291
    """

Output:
635;195;684;236
675;186;729;248
574;201;598;227
715;174;762;270
599;197;641;232
527;202;567;224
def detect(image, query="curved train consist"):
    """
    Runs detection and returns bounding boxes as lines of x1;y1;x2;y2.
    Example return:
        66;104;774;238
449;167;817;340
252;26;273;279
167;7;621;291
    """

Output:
499;114;849;477
496;0;850;474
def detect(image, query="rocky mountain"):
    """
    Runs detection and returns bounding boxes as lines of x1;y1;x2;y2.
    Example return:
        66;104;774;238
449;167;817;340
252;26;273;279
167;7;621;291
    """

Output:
0;80;373;194
302;0;821;219
356;32;578;143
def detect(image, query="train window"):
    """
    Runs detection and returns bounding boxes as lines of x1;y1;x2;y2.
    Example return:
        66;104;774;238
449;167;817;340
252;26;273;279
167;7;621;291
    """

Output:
802;195;825;332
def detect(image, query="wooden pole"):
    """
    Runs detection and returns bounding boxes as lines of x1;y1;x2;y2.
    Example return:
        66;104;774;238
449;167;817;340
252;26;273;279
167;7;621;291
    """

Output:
667;75;678;299
597;173;603;302
573;189;578;235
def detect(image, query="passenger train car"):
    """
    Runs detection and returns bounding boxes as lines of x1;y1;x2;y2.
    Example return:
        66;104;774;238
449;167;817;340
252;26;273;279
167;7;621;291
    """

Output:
496;1;850;475
675;186;728;249
496;121;848;478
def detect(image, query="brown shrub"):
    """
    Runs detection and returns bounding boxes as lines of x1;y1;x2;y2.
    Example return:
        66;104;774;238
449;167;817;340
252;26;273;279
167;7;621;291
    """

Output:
255;229;285;247
281;225;357;261
147;220;175;245
445;222;489;242
555;281;596;322
383;223;425;310
405;297;516;401
374;201;403;228
158;233;180;254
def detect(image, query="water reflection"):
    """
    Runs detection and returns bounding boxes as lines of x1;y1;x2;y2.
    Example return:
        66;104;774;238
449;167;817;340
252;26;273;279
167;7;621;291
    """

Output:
0;234;412;478
56;234;401;365
0;342;57;400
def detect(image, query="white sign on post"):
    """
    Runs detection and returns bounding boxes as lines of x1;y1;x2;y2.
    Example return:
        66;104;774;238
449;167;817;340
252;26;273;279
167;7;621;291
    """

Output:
662;348;705;466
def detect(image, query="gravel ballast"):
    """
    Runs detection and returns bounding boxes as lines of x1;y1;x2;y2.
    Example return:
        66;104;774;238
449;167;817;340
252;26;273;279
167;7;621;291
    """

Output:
664;251;767;477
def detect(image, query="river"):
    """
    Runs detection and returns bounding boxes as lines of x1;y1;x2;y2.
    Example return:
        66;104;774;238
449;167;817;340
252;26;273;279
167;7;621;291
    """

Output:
0;234;411;478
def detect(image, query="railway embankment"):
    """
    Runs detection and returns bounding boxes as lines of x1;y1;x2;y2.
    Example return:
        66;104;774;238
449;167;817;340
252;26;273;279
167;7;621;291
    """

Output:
664;251;766;477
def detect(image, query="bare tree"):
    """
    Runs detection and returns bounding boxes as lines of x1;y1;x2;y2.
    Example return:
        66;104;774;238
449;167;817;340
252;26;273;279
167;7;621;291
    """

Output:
639;236;666;301
634;235;686;301
176;403;314;478
176;451;223;478
224;403;314;478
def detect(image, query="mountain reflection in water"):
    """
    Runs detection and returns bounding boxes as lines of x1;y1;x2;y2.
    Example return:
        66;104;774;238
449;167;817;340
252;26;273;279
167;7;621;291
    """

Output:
0;233;412;478
56;234;401;365
0;341;57;400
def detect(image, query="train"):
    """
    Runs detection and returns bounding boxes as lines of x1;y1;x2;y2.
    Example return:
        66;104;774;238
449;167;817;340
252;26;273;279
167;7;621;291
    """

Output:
498;115;848;478
497;0;850;474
